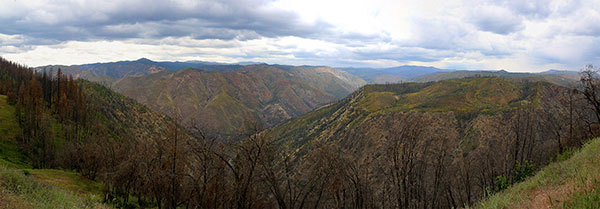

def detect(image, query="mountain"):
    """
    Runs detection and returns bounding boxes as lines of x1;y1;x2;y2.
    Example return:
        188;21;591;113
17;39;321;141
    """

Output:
35;58;241;82
139;59;246;72
35;59;366;136
59;59;168;78
413;70;535;82
1;57;201;208
35;65;116;85
339;66;582;87
265;77;591;207
340;65;453;83
5;56;598;208
541;69;579;74
269;77;550;149
111;64;366;136
80;80;190;140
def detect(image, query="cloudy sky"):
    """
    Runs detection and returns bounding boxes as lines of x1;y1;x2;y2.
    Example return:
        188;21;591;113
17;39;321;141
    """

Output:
1;0;599;72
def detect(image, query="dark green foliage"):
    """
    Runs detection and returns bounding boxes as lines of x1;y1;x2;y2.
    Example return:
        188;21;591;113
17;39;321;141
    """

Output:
514;160;535;183
550;149;576;163
495;175;510;192
492;160;535;193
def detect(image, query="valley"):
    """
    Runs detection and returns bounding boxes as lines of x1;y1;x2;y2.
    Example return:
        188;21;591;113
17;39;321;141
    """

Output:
39;59;367;137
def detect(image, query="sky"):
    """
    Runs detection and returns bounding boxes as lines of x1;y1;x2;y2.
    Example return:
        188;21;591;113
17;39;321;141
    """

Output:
1;0;599;72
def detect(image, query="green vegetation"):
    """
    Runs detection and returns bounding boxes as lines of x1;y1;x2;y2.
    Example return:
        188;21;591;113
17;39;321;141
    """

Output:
79;80;176;141
0;94;107;208
2;56;596;208
0;165;106;209
0;95;30;169
203;89;260;134
264;75;596;208
25;169;104;200
1;57;200;208
362;77;524;113
478;138;600;208
270;77;556;152
492;160;535;193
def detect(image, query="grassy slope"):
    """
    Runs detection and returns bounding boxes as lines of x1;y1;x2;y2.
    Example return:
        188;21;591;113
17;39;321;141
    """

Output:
0;95;108;208
478;138;600;208
0;166;108;209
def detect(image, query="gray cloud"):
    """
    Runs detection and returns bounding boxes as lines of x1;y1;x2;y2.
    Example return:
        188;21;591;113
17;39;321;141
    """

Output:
504;1;552;19
469;4;524;35
0;0;332;46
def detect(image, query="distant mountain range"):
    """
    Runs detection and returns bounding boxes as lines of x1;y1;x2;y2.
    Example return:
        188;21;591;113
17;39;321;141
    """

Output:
338;66;580;85
413;70;581;87
339;65;453;83
36;58;581;85
36;58;246;80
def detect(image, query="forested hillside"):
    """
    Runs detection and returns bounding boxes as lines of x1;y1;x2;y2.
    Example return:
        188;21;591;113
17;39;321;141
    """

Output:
0;57;197;208
265;76;599;208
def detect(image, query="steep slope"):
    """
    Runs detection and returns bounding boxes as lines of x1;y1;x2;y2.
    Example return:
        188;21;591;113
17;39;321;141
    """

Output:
0;95;107;208
111;64;366;136
478;137;600;208
0;78;188;166
0;95;29;168
265;77;588;207
0;81;191;208
80;80;184;140
269;77;546;149
0;80;183;167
